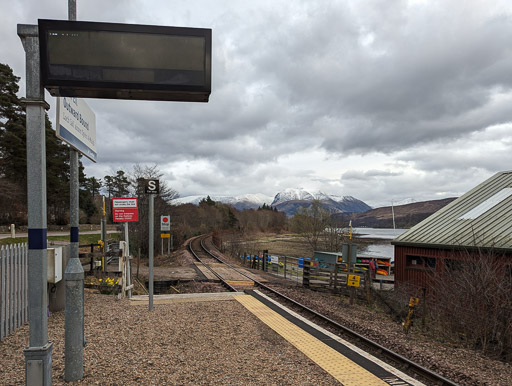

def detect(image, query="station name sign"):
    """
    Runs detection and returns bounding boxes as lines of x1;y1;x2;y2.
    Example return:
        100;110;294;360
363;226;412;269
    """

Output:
38;19;211;102
56;97;97;162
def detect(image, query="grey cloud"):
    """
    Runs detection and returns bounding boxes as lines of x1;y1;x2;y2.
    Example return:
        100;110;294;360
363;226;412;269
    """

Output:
5;0;512;204
341;169;402;182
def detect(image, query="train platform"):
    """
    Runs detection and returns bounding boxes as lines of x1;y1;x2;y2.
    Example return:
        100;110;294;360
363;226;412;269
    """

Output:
131;290;423;386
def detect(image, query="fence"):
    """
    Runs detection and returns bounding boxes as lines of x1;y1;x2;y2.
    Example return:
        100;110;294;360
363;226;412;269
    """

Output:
239;253;307;283
0;243;28;342
240;253;377;300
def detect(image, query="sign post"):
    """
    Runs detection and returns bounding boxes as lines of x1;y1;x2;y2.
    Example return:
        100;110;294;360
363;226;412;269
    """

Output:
112;198;139;300
145;180;159;310
56;5;98;381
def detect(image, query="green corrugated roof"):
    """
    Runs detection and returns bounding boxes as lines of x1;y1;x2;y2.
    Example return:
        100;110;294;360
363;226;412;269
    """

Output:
392;171;512;250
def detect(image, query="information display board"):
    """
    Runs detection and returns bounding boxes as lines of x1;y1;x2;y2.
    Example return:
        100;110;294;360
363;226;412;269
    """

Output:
39;19;212;102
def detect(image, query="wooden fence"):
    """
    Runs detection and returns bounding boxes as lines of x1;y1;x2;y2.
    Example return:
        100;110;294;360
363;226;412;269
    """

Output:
0;243;28;341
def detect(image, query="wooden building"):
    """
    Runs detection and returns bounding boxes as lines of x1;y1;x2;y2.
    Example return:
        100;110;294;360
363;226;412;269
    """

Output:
392;171;512;289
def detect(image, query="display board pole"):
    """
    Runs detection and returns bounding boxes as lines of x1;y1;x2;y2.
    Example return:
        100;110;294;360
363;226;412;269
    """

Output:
18;22;53;386
64;2;85;380
65;149;84;381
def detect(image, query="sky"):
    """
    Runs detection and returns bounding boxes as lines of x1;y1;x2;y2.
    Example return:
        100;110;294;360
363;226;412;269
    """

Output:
2;0;512;207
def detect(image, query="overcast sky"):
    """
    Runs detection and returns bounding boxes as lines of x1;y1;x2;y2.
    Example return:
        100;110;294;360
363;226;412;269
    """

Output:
2;0;512;207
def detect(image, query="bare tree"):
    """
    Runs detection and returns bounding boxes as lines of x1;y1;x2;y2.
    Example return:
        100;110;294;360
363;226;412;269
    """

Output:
426;247;512;359
290;200;331;252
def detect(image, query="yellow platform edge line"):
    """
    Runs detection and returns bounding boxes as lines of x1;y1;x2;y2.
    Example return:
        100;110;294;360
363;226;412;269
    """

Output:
235;295;387;386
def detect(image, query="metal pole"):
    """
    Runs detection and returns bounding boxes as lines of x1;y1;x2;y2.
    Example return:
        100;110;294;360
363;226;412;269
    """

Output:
64;2;84;380
167;235;170;255
65;150;84;381
124;222;129;257
68;0;77;21
18;23;53;386
149;194;154;310
101;196;106;271
124;222;132;297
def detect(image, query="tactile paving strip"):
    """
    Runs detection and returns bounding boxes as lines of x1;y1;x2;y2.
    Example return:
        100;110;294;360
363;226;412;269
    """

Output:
236;295;387;385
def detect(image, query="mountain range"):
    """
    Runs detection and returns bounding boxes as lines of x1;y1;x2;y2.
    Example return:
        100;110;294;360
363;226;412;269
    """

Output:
172;188;372;216
172;189;457;226
172;193;272;210
344;197;457;228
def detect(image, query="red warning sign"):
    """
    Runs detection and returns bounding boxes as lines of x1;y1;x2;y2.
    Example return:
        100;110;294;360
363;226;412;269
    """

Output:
112;198;139;222
161;215;170;231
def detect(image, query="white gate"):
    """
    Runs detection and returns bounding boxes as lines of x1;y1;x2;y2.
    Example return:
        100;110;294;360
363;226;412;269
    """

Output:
0;243;28;341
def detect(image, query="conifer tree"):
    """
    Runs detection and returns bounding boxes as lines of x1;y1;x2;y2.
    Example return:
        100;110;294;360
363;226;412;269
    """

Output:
0;62;84;225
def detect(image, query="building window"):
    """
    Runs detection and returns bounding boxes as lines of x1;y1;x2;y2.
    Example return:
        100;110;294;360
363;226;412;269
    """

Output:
406;255;424;267
406;255;436;269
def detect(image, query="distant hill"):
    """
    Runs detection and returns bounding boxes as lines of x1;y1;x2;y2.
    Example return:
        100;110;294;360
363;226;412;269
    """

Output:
336;197;457;228
172;193;273;210
271;188;371;217
172;188;371;216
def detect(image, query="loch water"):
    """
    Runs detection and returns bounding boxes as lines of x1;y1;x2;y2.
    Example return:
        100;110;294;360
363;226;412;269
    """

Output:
352;227;408;261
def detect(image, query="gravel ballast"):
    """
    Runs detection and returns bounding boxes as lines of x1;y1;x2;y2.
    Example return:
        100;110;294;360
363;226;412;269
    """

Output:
0;290;338;385
3;243;512;385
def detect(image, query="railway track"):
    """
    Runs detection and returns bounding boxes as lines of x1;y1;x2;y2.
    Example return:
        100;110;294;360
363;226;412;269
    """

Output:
188;235;240;292
189;234;458;386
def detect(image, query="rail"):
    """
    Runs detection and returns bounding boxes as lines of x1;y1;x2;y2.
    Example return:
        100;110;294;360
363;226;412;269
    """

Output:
187;235;238;292
205;237;458;386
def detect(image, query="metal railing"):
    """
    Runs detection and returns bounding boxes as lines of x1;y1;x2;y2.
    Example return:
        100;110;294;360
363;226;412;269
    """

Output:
0;243;28;341
240;254;306;283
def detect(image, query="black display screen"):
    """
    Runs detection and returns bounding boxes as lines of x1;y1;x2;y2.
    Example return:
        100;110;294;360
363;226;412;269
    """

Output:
39;19;211;102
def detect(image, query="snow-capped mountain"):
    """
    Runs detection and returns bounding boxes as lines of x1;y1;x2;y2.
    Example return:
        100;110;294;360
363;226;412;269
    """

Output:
172;193;273;210
171;188;371;216
271;188;372;217
272;188;316;205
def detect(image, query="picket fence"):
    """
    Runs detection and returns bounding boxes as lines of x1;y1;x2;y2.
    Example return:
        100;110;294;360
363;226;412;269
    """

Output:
0;243;28;341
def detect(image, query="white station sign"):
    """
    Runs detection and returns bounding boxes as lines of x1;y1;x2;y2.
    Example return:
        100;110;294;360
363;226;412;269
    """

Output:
56;97;97;162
